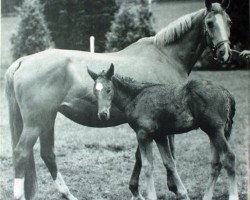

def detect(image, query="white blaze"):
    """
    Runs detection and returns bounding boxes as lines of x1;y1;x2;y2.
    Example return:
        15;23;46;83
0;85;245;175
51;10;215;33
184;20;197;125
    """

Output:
95;82;103;91
14;178;25;200
215;14;230;61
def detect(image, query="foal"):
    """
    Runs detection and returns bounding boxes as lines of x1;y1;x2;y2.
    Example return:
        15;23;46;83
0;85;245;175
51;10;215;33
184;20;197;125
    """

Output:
87;64;238;200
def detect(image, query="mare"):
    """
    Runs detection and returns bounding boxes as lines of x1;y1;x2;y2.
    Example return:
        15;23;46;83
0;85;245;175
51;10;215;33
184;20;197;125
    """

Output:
88;64;238;200
5;0;231;199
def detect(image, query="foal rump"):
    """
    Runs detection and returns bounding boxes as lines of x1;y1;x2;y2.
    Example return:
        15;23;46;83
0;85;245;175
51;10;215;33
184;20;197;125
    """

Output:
184;79;236;139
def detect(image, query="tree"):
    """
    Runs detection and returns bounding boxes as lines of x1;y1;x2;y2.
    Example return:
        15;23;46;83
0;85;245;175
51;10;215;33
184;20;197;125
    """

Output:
11;0;53;60
41;0;118;52
105;2;155;52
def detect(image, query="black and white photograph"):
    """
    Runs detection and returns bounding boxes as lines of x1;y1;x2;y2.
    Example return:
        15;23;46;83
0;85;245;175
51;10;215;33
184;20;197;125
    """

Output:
0;0;249;199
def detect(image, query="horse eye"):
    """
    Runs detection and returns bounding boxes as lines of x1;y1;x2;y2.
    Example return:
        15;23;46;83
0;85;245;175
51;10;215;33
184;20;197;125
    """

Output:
207;21;213;28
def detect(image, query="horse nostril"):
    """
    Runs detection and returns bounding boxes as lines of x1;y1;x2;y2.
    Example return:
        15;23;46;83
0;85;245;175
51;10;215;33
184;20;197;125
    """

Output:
219;50;224;56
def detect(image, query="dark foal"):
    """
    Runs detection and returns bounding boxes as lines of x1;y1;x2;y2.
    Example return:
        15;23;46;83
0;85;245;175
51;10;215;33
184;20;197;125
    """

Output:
87;64;238;200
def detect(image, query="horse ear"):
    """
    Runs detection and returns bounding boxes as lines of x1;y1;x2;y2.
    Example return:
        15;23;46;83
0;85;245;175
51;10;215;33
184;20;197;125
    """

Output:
87;67;98;81
221;0;230;10
205;0;212;11
106;63;114;80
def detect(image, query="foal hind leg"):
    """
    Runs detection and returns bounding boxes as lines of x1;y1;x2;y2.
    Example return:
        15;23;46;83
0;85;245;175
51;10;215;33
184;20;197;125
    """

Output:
13;126;40;200
206;128;238;200
155;137;189;200
129;146;145;200
203;141;222;200
39;119;78;200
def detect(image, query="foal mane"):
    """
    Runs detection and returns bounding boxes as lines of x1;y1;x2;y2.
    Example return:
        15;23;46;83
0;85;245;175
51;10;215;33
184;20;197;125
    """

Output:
112;74;159;96
154;9;206;47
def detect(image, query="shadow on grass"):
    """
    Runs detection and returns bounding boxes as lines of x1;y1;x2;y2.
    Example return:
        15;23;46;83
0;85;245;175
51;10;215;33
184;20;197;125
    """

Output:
85;142;126;152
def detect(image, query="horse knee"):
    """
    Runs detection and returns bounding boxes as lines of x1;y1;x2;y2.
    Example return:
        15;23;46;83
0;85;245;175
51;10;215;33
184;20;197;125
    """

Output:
222;152;236;176
14;148;30;167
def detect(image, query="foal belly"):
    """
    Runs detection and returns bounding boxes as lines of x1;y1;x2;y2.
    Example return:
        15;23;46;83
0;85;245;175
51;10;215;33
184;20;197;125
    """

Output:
58;98;127;127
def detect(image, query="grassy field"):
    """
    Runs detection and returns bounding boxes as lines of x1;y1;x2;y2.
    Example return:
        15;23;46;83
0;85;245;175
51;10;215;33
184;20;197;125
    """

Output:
0;1;249;200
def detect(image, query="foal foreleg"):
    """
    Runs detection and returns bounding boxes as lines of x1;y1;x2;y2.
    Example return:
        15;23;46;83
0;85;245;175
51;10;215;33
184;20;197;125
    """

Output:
40;129;78;200
137;130;157;200
129;146;145;200
155;137;189;200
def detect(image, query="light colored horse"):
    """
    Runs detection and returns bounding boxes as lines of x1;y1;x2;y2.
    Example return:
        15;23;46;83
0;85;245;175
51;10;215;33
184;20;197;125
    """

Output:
5;0;231;199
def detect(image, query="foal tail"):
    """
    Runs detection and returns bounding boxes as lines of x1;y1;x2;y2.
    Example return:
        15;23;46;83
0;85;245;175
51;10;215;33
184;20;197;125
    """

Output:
224;90;236;140
5;58;37;200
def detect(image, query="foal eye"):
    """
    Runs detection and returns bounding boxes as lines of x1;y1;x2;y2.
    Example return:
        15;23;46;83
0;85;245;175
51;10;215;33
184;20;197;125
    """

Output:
107;89;111;93
207;21;213;28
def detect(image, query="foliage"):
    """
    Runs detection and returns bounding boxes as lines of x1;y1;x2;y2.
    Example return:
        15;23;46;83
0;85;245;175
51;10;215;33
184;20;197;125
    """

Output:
11;0;53;60
105;3;155;52
1;0;23;16
41;0;118;52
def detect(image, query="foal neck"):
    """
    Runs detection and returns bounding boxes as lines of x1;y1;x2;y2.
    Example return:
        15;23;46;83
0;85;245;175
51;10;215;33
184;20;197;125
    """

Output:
111;75;157;111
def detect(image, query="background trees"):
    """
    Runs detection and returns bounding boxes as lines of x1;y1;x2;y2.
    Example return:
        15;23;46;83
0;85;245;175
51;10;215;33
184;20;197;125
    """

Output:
105;2;155;52
11;0;53;60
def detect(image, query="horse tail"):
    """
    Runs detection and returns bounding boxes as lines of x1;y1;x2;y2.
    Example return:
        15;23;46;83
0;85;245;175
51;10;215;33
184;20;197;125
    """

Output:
5;58;37;200
224;90;236;141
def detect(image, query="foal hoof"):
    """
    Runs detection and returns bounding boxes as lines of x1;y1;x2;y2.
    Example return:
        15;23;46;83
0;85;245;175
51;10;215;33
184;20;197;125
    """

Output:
131;193;145;200
176;193;190;200
63;193;78;200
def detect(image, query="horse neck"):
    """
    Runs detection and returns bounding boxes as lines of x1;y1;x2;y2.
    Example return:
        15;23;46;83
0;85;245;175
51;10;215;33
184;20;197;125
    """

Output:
158;9;207;75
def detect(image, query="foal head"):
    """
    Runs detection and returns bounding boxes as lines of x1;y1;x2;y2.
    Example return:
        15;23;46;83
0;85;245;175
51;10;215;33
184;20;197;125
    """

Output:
87;64;114;121
204;0;232;63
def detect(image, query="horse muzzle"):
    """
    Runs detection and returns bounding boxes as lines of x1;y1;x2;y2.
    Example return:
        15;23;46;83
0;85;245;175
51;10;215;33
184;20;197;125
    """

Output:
216;43;232;64
98;111;110;121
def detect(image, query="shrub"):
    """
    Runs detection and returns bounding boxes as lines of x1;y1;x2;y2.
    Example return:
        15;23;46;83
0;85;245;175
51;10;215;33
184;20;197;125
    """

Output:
41;0;118;52
11;0;53;60
105;2;155;52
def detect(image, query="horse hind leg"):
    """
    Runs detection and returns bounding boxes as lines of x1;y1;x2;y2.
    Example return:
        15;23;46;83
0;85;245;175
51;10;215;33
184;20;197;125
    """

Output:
39;116;78;200
13;126;40;200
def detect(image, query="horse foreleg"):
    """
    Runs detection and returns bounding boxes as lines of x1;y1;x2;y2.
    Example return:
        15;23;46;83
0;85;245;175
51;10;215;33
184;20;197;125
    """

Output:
40;123;78;200
155;137;189;200
137;130;157;200
129;146;145;200
13;126;40;200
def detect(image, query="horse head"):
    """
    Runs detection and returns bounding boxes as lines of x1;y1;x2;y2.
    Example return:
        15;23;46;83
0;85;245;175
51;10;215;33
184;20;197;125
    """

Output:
87;64;115;121
204;0;232;63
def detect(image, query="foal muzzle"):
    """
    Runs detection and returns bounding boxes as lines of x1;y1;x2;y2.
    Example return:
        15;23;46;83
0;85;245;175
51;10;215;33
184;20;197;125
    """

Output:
98;111;110;121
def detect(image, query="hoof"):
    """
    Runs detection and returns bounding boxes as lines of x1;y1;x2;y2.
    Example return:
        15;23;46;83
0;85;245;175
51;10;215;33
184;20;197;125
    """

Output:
176;193;190;200
131;193;145;200
63;193;78;200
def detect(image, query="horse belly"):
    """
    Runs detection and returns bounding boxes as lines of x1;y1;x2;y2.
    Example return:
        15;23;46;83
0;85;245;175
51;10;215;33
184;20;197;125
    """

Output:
59;98;127;127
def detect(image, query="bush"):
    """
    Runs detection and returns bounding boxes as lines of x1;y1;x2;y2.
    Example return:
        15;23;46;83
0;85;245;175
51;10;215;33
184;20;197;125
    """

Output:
41;0;118;52
11;0;53;60
105;3;155;52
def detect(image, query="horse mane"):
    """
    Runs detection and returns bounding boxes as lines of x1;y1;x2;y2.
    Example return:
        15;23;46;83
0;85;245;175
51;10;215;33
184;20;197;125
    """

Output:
154;9;205;47
112;74;159;96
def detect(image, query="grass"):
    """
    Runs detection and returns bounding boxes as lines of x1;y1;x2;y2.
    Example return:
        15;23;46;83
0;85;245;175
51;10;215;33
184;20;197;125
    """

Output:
0;1;249;200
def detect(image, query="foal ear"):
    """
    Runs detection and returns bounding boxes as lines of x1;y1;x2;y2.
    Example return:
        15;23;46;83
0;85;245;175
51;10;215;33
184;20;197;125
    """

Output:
205;0;212;11
106;63;114;80
221;0;230;10
87;67;98;81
